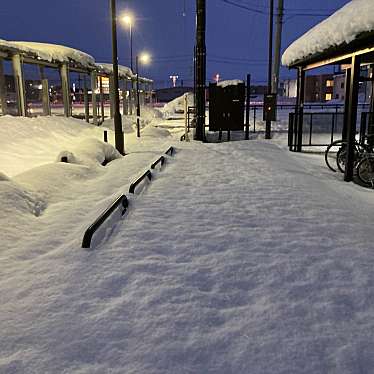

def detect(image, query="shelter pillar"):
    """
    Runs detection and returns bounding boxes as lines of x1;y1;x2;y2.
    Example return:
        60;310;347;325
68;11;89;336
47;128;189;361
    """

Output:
295;67;305;152
342;67;352;141
91;70;98;125
39;66;51;116
0;58;8;115
344;55;361;182
99;76;105;123
83;75;89;123
60;63;71;117
12;54;27;117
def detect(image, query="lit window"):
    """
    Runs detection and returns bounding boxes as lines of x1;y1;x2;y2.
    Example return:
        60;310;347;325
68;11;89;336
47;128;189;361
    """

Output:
326;80;334;87
325;93;332;101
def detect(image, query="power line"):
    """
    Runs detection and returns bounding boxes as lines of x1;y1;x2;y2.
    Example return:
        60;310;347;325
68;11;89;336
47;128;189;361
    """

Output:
217;0;337;17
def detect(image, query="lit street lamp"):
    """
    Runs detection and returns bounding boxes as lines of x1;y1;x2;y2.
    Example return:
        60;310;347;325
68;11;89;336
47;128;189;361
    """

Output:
121;13;134;71
136;52;151;137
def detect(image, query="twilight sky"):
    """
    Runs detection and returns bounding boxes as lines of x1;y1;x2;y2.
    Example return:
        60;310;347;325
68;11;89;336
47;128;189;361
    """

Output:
0;0;351;87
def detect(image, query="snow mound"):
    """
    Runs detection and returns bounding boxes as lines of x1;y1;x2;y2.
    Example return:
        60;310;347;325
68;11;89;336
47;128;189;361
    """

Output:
162;92;194;119
0;172;10;182
141;126;171;138
103;108;162;134
0;176;46;217
56;139;122;167
282;0;374;66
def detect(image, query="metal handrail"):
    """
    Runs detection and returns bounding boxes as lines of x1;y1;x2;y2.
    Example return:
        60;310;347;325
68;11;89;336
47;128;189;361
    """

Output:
151;156;165;169
165;146;174;156
82;194;129;248
129;170;152;194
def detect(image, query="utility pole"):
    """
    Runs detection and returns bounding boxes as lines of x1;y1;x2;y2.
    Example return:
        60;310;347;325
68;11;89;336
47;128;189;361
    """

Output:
110;0;125;155
272;0;284;96
194;0;206;141
265;0;274;139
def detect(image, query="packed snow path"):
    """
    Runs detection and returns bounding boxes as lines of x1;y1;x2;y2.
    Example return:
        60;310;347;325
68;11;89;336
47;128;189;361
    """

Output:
2;140;374;373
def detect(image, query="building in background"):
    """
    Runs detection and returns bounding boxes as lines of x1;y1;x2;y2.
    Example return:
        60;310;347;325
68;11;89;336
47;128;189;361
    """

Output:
283;74;334;102
155;86;193;103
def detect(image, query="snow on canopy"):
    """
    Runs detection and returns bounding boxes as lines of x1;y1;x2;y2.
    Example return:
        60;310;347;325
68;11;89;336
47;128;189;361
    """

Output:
96;63;153;83
0;40;96;68
217;79;244;88
282;0;374;67
96;63;134;79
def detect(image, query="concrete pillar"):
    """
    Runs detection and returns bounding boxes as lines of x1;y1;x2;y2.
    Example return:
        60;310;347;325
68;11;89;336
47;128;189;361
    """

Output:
91;70;98;125
83;75;89;123
39;66;51;116
12;54;27;116
0;59;8;115
60;63;71;117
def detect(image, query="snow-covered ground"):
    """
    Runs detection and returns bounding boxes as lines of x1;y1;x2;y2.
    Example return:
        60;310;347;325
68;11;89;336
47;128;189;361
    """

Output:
1;108;374;373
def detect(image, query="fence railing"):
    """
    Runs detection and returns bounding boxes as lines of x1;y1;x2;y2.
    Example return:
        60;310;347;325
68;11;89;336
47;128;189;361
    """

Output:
81;146;175;249
186;103;370;133
289;111;374;151
82;194;129;248
129;170;152;194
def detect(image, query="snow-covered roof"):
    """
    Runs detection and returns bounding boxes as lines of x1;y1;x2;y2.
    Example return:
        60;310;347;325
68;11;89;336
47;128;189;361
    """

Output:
0;39;96;69
96;63;153;83
0;39;153;82
282;0;374;67
217;79;244;88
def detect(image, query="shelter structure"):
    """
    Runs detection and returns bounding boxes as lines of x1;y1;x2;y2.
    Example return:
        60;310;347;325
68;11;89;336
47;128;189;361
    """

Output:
0;39;153;124
282;0;374;182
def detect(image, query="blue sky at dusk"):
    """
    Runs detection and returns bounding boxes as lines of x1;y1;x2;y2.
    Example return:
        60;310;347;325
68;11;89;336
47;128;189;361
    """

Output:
0;0;351;87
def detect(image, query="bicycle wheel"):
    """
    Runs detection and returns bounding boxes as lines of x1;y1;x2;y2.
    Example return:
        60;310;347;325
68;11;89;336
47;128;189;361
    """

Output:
336;142;364;173
336;144;347;173
357;157;374;187
325;140;344;173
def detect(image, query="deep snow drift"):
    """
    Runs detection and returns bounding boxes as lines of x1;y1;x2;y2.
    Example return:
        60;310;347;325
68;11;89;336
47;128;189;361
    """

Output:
1;109;374;372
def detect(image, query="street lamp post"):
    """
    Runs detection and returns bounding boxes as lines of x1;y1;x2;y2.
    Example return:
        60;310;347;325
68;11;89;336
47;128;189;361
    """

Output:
122;14;134;71
136;52;151;138
110;0;125;155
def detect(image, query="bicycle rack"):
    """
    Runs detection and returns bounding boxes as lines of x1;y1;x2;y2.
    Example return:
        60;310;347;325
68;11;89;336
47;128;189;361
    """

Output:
82;194;129;248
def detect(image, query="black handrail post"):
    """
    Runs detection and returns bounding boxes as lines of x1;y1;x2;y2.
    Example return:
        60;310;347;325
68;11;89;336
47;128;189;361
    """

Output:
253;106;256;133
245;73;251;140
330;111;335;144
